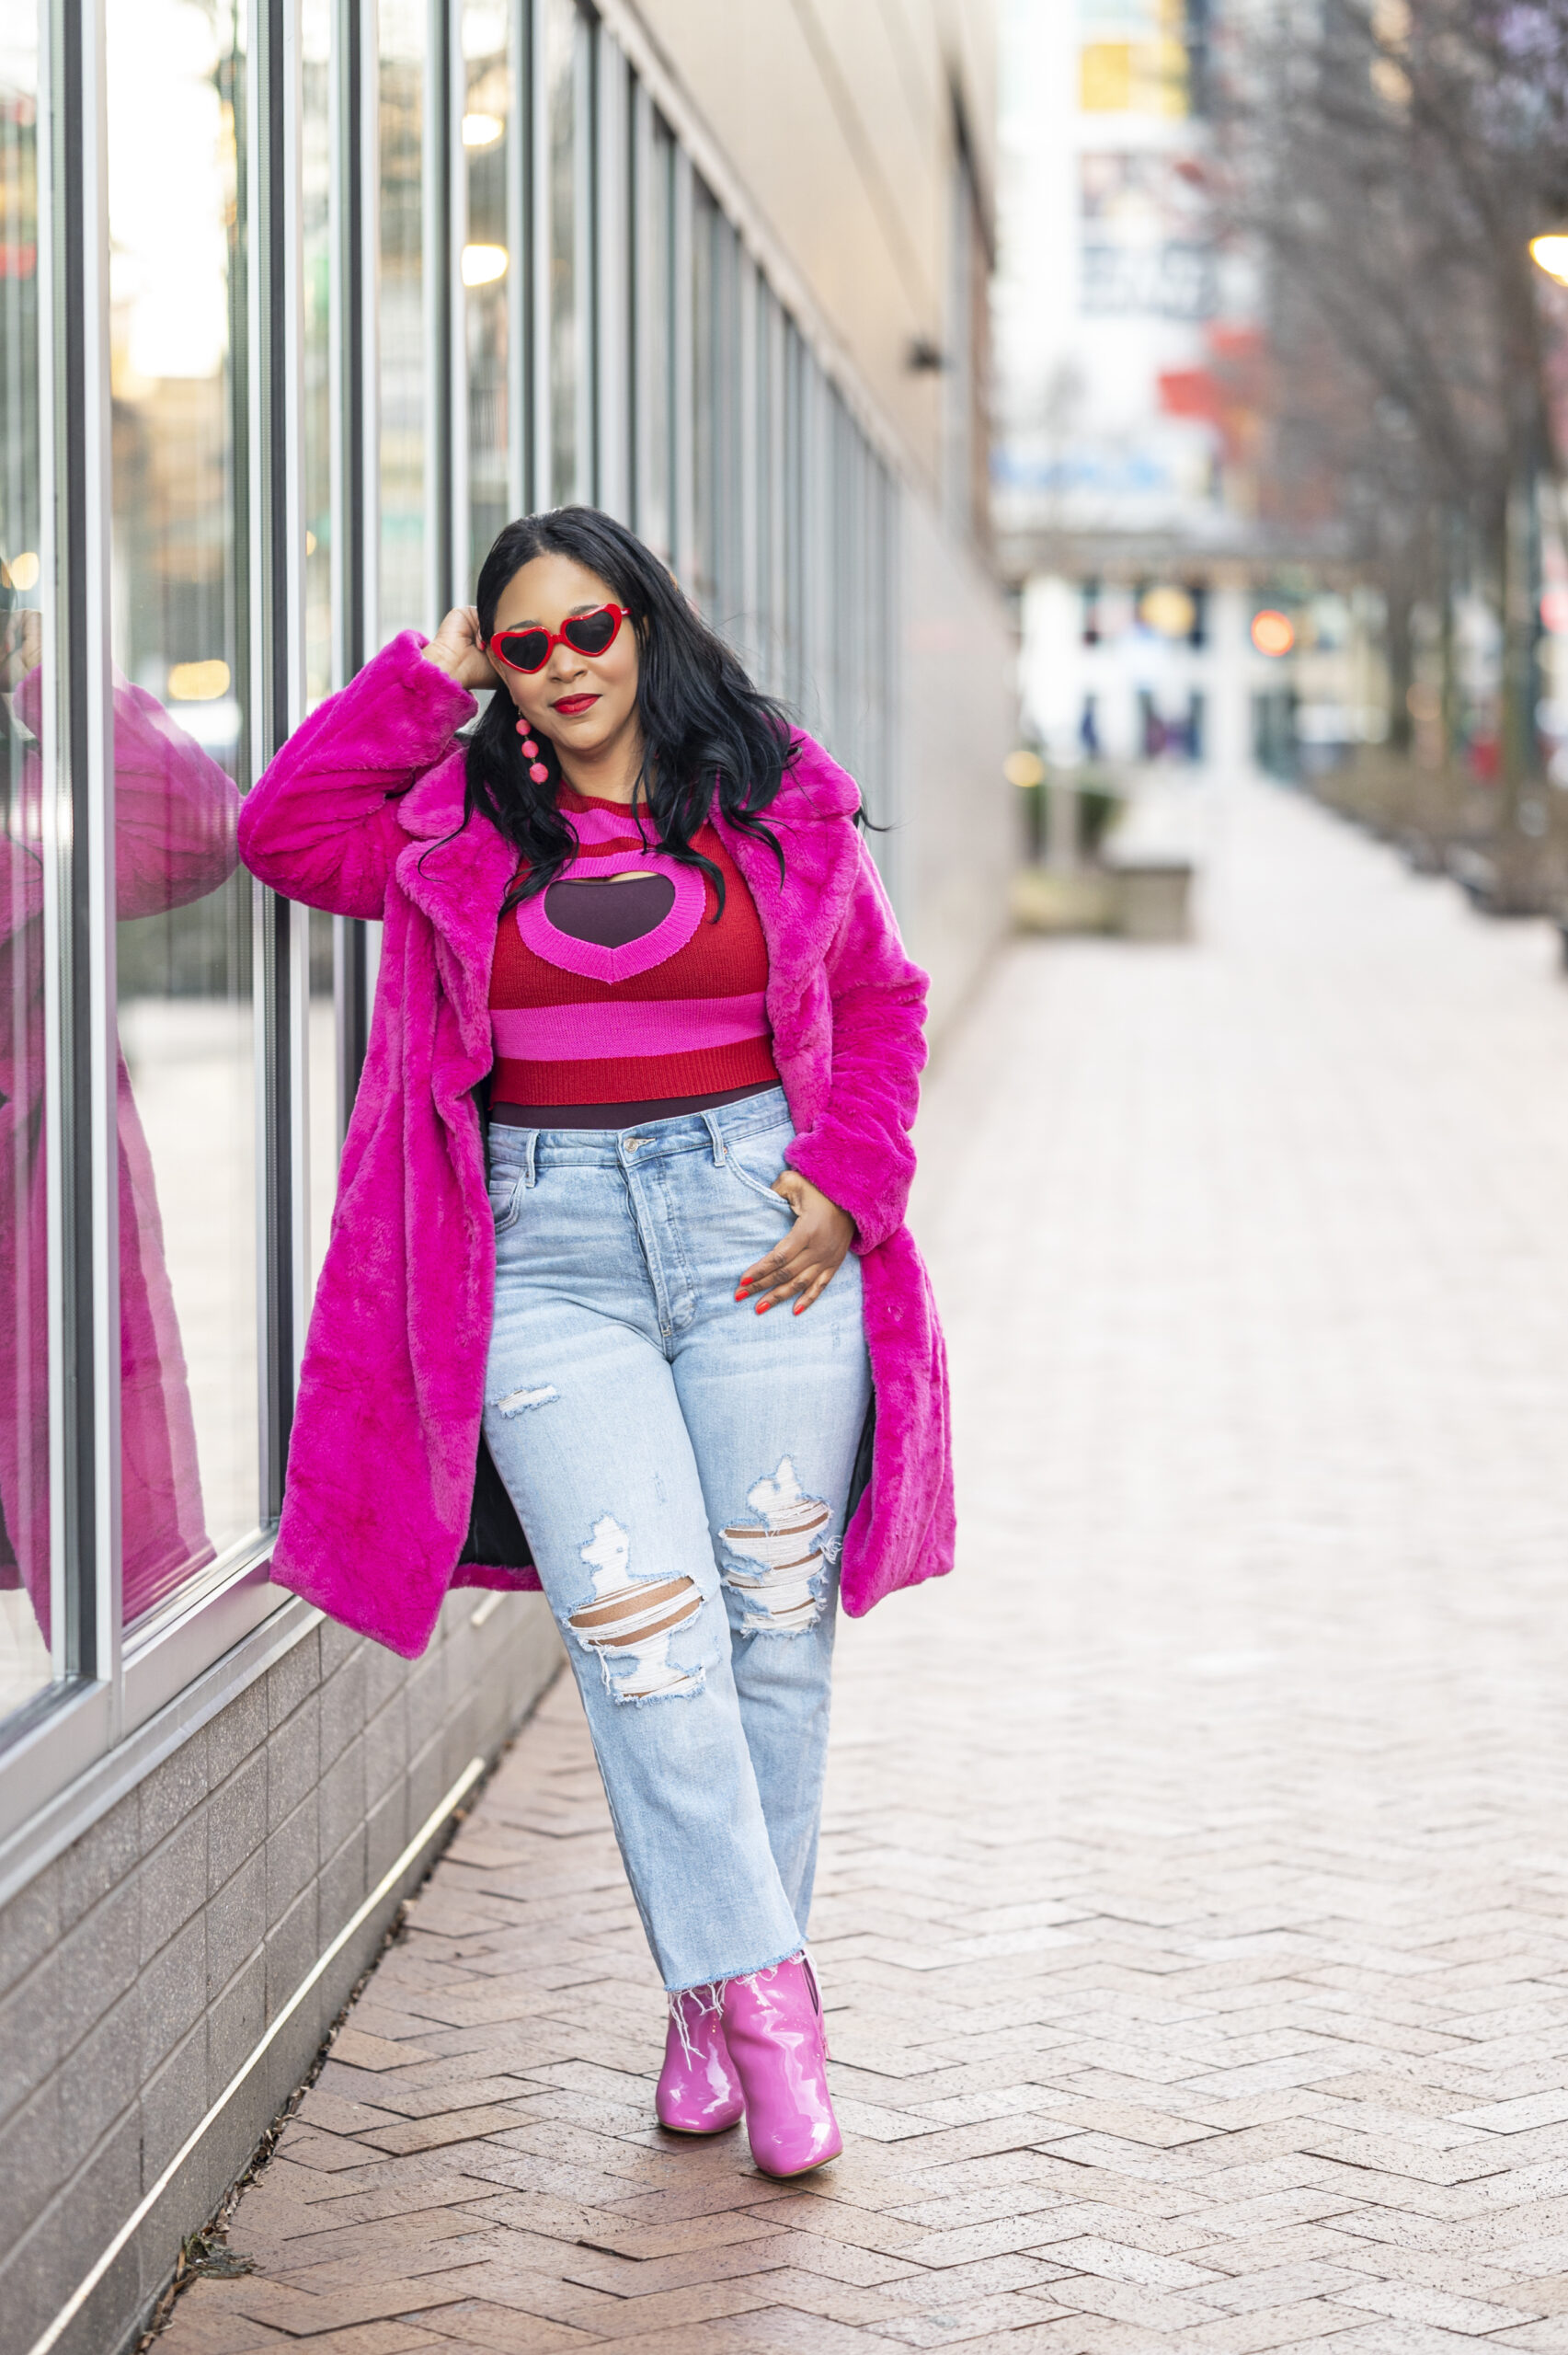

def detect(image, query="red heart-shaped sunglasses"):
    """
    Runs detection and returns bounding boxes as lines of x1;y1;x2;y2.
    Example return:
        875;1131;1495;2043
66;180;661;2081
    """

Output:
486;603;630;675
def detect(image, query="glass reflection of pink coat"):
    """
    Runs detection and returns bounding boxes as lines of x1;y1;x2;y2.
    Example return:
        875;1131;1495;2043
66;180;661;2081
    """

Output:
0;655;239;1637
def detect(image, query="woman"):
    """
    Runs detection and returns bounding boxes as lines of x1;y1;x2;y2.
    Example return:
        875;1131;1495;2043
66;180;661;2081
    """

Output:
239;506;954;2180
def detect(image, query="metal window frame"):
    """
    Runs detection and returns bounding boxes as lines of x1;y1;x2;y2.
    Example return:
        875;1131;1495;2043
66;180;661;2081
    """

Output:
251;0;306;1523
758;279;786;699
737;252;759;680
532;0;596;512
528;0;550;514
424;0;455;615
714;211;742;636
334;0;378;1130
509;0;532;518
573;1;597;505
48;0;115;1701
446;0;472;592
331;0;376;691
5;0;121;1822
689;176;712;613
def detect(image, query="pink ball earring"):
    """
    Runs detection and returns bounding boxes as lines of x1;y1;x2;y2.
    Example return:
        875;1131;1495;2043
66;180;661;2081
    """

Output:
515;720;548;784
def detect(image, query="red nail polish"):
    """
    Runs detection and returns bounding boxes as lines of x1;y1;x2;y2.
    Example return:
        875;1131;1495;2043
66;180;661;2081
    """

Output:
755;1300;770;1315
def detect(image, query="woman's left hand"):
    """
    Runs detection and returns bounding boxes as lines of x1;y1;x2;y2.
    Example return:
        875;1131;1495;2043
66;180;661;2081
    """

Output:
737;1172;856;1315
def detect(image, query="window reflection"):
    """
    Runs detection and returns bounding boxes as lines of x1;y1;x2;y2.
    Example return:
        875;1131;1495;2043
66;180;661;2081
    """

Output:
109;0;255;1626
0;21;55;1717
465;0;510;577
380;0;426;638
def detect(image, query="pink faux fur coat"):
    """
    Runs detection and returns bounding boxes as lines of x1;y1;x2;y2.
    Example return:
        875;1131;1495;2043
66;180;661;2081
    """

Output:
239;632;954;1658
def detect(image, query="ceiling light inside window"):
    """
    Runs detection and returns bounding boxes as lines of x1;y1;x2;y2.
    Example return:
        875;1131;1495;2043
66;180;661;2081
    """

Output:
167;659;232;701
461;243;508;286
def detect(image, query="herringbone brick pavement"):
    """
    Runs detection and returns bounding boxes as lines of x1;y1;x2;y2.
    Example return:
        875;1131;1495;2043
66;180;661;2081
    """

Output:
161;781;1568;2352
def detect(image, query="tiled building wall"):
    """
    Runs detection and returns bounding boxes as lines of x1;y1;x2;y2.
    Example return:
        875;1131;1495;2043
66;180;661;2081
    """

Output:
0;1594;562;2355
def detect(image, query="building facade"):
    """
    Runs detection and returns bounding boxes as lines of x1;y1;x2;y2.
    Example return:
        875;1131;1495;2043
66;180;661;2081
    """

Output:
0;4;1011;2347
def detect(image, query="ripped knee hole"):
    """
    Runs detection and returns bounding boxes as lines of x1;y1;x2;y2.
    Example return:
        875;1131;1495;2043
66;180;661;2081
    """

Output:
567;1515;704;1701
721;1457;835;1635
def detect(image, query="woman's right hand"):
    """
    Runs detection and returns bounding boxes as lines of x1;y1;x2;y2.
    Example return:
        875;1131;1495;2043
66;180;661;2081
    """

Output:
0;610;41;693
421;605;498;691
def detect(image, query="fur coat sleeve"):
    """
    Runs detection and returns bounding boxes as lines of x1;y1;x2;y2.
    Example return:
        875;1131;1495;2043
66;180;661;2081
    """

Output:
237;631;476;917
783;833;928;1256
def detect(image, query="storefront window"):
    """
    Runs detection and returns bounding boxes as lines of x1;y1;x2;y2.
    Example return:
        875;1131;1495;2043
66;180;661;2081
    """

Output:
109;0;255;1626
548;0;592;506
303;0;332;707
0;10;55;1717
380;0;426;638
692;185;741;634
754;276;785;695
0;0;905;1786
783;320;808;713
828;392;864;776
632;98;674;563
465;0;511;579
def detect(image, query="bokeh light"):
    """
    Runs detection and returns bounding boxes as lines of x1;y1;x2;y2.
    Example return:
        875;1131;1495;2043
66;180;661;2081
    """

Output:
1252;609;1296;657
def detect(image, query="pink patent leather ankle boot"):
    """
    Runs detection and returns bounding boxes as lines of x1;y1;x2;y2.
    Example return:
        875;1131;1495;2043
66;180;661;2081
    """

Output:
720;1954;842;2179
657;1990;745;2133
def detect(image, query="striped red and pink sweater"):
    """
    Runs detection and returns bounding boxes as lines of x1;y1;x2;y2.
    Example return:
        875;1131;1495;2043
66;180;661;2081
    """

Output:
488;787;780;1120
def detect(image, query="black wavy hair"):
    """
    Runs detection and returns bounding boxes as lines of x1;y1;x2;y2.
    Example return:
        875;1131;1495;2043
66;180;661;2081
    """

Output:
463;506;794;912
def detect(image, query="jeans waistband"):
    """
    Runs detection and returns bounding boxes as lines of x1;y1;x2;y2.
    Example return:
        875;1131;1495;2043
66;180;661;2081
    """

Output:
486;1083;791;1173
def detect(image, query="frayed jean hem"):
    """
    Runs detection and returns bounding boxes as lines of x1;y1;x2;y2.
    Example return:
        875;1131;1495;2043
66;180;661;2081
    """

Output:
664;1938;804;2000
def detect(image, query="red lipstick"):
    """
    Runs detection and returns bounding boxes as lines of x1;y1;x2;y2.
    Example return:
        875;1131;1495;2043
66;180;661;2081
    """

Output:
552;692;600;716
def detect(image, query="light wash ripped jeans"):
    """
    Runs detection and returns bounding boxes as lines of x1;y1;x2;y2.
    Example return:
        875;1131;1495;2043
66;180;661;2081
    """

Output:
483;1086;873;1993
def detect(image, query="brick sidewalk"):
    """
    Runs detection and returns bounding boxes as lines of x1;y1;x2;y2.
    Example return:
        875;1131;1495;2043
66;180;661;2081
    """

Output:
166;783;1568;2353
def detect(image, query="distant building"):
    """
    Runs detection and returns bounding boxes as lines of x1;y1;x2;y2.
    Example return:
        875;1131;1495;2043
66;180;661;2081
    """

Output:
994;0;1331;783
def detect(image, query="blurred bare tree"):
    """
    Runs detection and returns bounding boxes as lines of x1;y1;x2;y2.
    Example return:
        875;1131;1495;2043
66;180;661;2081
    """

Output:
1219;0;1568;893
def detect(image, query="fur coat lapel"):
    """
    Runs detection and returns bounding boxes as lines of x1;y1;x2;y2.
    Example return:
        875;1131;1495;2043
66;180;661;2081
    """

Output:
394;752;517;1079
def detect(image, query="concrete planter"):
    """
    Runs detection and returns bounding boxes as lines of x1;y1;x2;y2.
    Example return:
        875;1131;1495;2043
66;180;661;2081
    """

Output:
1110;859;1194;941
1012;860;1194;941
1011;866;1118;933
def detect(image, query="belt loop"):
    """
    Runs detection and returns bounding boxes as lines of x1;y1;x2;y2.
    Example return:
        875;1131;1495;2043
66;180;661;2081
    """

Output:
702;1109;727;1165
523;1129;538;1189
